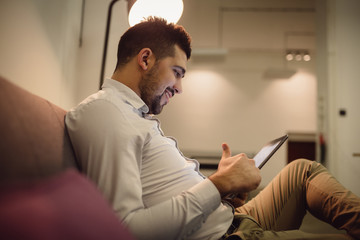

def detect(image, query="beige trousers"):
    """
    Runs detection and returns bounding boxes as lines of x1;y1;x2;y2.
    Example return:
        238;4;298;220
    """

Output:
224;159;360;240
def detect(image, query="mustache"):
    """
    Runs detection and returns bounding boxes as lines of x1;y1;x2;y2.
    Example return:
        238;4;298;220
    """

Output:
166;87;175;97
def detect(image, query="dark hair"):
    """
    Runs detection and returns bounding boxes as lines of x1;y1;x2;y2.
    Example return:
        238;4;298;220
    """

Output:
114;17;191;70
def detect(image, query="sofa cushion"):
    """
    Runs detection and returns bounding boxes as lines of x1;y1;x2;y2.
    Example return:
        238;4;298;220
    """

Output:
0;76;79;183
0;169;135;240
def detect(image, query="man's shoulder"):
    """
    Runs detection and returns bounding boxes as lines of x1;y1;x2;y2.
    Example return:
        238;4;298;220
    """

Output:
69;89;129;114
67;89;150;128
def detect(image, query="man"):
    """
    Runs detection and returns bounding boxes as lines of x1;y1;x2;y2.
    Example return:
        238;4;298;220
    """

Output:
66;17;360;240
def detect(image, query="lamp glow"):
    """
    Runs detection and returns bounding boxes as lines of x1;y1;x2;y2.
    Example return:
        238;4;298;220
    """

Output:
303;52;311;61
128;0;184;26
295;52;302;61
286;51;294;61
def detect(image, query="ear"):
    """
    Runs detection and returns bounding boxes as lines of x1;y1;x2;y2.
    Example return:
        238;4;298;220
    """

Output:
137;48;155;71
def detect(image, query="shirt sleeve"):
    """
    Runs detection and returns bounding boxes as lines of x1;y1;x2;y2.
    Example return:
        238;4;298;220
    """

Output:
65;99;222;240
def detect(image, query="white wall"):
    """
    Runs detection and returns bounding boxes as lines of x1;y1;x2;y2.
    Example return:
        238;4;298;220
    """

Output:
75;0;129;104
0;0;82;110
317;0;360;196
157;0;317;186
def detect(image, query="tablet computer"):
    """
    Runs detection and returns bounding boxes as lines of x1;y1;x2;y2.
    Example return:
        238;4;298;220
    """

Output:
253;135;288;169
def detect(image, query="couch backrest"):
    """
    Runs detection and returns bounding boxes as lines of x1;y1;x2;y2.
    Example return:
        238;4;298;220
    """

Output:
0;76;79;184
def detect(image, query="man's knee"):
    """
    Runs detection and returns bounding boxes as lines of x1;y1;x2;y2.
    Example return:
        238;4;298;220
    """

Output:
284;159;319;181
287;159;327;182
287;158;313;169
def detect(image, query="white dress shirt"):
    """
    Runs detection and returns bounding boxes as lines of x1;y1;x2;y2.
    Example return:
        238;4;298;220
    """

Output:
65;79;233;240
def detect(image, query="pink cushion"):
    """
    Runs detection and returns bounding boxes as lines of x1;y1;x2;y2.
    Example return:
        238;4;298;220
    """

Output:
0;169;134;240
0;76;78;183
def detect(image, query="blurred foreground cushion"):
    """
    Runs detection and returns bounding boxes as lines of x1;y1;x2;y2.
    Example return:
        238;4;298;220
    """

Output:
0;76;79;183
0;169;134;240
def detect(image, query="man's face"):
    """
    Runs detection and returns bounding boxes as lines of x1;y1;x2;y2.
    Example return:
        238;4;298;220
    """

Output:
139;45;187;115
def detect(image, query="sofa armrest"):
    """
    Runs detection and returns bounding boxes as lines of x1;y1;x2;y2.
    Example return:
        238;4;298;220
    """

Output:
0;76;79;184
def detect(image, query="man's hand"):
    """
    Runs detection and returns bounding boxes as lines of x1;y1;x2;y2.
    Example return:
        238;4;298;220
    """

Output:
208;143;261;198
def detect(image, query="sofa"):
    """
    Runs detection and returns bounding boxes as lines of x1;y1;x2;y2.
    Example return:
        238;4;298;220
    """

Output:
0;76;135;239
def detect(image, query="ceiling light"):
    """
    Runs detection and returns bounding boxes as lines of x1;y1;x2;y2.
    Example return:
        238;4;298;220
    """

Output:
285;51;294;61
128;0;184;26
303;51;311;61
295;51;302;61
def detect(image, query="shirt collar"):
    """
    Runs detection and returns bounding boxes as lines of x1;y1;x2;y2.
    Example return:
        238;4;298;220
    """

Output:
102;78;149;115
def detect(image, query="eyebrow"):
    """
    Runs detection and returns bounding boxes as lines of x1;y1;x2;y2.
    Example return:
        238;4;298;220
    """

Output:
173;66;186;78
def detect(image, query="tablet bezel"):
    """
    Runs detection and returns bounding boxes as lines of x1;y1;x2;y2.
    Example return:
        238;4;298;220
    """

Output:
253;135;288;169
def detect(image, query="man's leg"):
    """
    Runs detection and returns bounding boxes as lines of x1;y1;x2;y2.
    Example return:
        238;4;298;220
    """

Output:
233;159;360;239
223;213;351;240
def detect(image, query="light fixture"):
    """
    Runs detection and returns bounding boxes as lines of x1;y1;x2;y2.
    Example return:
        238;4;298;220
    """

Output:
285;50;294;61
99;0;184;89
128;0;184;27
303;51;311;61
285;49;311;62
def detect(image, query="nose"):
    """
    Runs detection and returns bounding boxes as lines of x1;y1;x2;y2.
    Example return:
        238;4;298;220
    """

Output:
173;79;183;94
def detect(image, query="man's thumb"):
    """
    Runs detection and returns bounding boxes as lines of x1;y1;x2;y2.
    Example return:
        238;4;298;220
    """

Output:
221;143;231;159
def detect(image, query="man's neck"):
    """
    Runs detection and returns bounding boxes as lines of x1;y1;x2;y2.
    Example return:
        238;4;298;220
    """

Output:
111;63;141;97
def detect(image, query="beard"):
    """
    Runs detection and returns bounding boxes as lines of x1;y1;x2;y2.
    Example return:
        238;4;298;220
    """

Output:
139;63;165;115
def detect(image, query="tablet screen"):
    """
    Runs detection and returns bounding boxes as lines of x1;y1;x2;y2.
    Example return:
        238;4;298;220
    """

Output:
253;135;288;169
